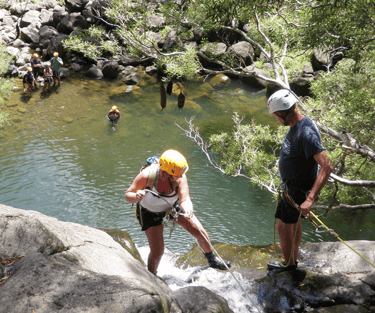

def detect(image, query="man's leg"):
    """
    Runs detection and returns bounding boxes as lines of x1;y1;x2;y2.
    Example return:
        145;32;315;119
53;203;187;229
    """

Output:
277;219;302;266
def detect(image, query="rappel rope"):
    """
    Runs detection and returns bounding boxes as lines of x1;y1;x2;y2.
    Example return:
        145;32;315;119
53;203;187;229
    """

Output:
273;185;375;269
143;189;263;313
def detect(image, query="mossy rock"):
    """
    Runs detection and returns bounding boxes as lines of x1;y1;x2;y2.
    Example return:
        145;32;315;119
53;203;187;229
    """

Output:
200;82;214;92
102;228;144;264
5;100;18;107
12;116;23;123
176;242;276;270
64;117;74;123
17;107;27;114
85;80;102;92
210;74;231;87
109;85;143;99
172;82;187;96
190;91;211;101
138;79;147;87
181;99;202;113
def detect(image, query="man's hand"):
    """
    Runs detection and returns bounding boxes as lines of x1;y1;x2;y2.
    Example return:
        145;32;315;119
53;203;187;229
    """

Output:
299;198;314;218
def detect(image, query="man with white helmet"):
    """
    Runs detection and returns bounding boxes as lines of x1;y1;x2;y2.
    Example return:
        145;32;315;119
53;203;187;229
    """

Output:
267;89;333;273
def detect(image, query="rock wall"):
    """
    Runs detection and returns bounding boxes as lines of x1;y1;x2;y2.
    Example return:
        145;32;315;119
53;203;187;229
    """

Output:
0;204;233;313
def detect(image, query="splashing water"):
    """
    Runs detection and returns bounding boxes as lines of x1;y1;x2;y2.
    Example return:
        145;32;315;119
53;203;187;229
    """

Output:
138;246;262;313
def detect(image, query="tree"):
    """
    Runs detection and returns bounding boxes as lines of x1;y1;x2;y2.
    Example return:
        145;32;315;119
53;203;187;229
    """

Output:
66;0;375;211
176;0;375;212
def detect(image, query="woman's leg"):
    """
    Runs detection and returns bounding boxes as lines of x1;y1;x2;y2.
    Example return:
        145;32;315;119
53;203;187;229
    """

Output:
176;215;211;253
145;224;165;274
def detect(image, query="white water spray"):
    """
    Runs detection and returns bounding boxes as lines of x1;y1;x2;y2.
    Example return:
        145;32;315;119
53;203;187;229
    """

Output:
138;246;261;313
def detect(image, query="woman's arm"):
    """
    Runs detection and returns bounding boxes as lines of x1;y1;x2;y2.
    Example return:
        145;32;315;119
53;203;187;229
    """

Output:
177;175;194;218
125;171;148;203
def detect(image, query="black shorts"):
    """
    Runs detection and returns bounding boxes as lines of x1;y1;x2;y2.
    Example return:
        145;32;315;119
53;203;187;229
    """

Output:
275;185;310;224
135;203;167;231
53;70;61;78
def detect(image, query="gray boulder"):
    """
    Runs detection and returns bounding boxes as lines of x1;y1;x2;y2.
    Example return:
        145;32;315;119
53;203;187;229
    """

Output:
87;65;103;78
56;12;87;34
289;75;312;97
39;25;59;48
240;65;269;90
146;14;165;29
40;9;54;26
60;67;70;78
0;204;183;313
311;48;344;72
102;60;119;79
47;33;69;58
2;15;16;27
6;46;20;60
163;29;183;51
122;71;142;85
228;41;254;67
20;25;40;44
173;286;233;313
52;11;69;28
19;10;41;28
65;0;90;13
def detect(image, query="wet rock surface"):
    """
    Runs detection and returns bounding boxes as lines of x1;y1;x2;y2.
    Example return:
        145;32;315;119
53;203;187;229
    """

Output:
0;204;233;313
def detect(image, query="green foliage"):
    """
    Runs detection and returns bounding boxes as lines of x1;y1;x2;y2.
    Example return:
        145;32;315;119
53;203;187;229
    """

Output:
0;44;13;130
0;111;11;130
209;113;283;189
62;27;121;60
159;48;200;80
306;54;375;205
0;44;13;103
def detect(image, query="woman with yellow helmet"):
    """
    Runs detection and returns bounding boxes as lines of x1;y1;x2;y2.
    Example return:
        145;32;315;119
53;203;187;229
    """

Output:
107;105;120;125
125;149;231;274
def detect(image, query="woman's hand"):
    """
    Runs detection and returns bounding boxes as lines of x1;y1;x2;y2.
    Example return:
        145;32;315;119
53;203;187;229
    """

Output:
135;189;145;201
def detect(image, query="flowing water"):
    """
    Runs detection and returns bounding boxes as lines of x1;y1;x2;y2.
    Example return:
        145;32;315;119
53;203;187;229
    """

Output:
1;71;374;312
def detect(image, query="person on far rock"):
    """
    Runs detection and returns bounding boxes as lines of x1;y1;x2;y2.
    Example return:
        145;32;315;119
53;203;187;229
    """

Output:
31;53;42;88
50;52;63;87
23;67;36;99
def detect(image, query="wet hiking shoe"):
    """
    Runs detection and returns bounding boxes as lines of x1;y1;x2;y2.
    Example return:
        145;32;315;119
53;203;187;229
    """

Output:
267;260;298;272
204;252;231;270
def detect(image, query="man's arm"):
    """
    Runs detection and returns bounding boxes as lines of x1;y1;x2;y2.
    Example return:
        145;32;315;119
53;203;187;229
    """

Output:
299;150;333;215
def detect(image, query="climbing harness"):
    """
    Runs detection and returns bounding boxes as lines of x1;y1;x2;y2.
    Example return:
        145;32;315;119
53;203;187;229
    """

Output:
273;181;375;269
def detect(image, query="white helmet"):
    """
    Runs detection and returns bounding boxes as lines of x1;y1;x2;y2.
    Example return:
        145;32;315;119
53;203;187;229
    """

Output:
267;89;298;114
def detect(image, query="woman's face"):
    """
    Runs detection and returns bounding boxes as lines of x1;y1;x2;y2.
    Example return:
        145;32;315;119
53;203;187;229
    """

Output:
169;173;182;181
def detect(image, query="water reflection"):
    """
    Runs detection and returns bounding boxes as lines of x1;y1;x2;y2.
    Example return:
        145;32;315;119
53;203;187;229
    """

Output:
1;72;373;254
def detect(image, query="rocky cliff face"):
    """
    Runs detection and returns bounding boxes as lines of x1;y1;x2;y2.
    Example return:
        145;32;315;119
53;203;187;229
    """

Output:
0;204;233;313
1;203;375;313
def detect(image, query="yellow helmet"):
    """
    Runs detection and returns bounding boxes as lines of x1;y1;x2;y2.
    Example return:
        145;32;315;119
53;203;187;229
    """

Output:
27;67;32;72
33;53;38;58
54;52;59;57
112;105;117;110
160;149;189;176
